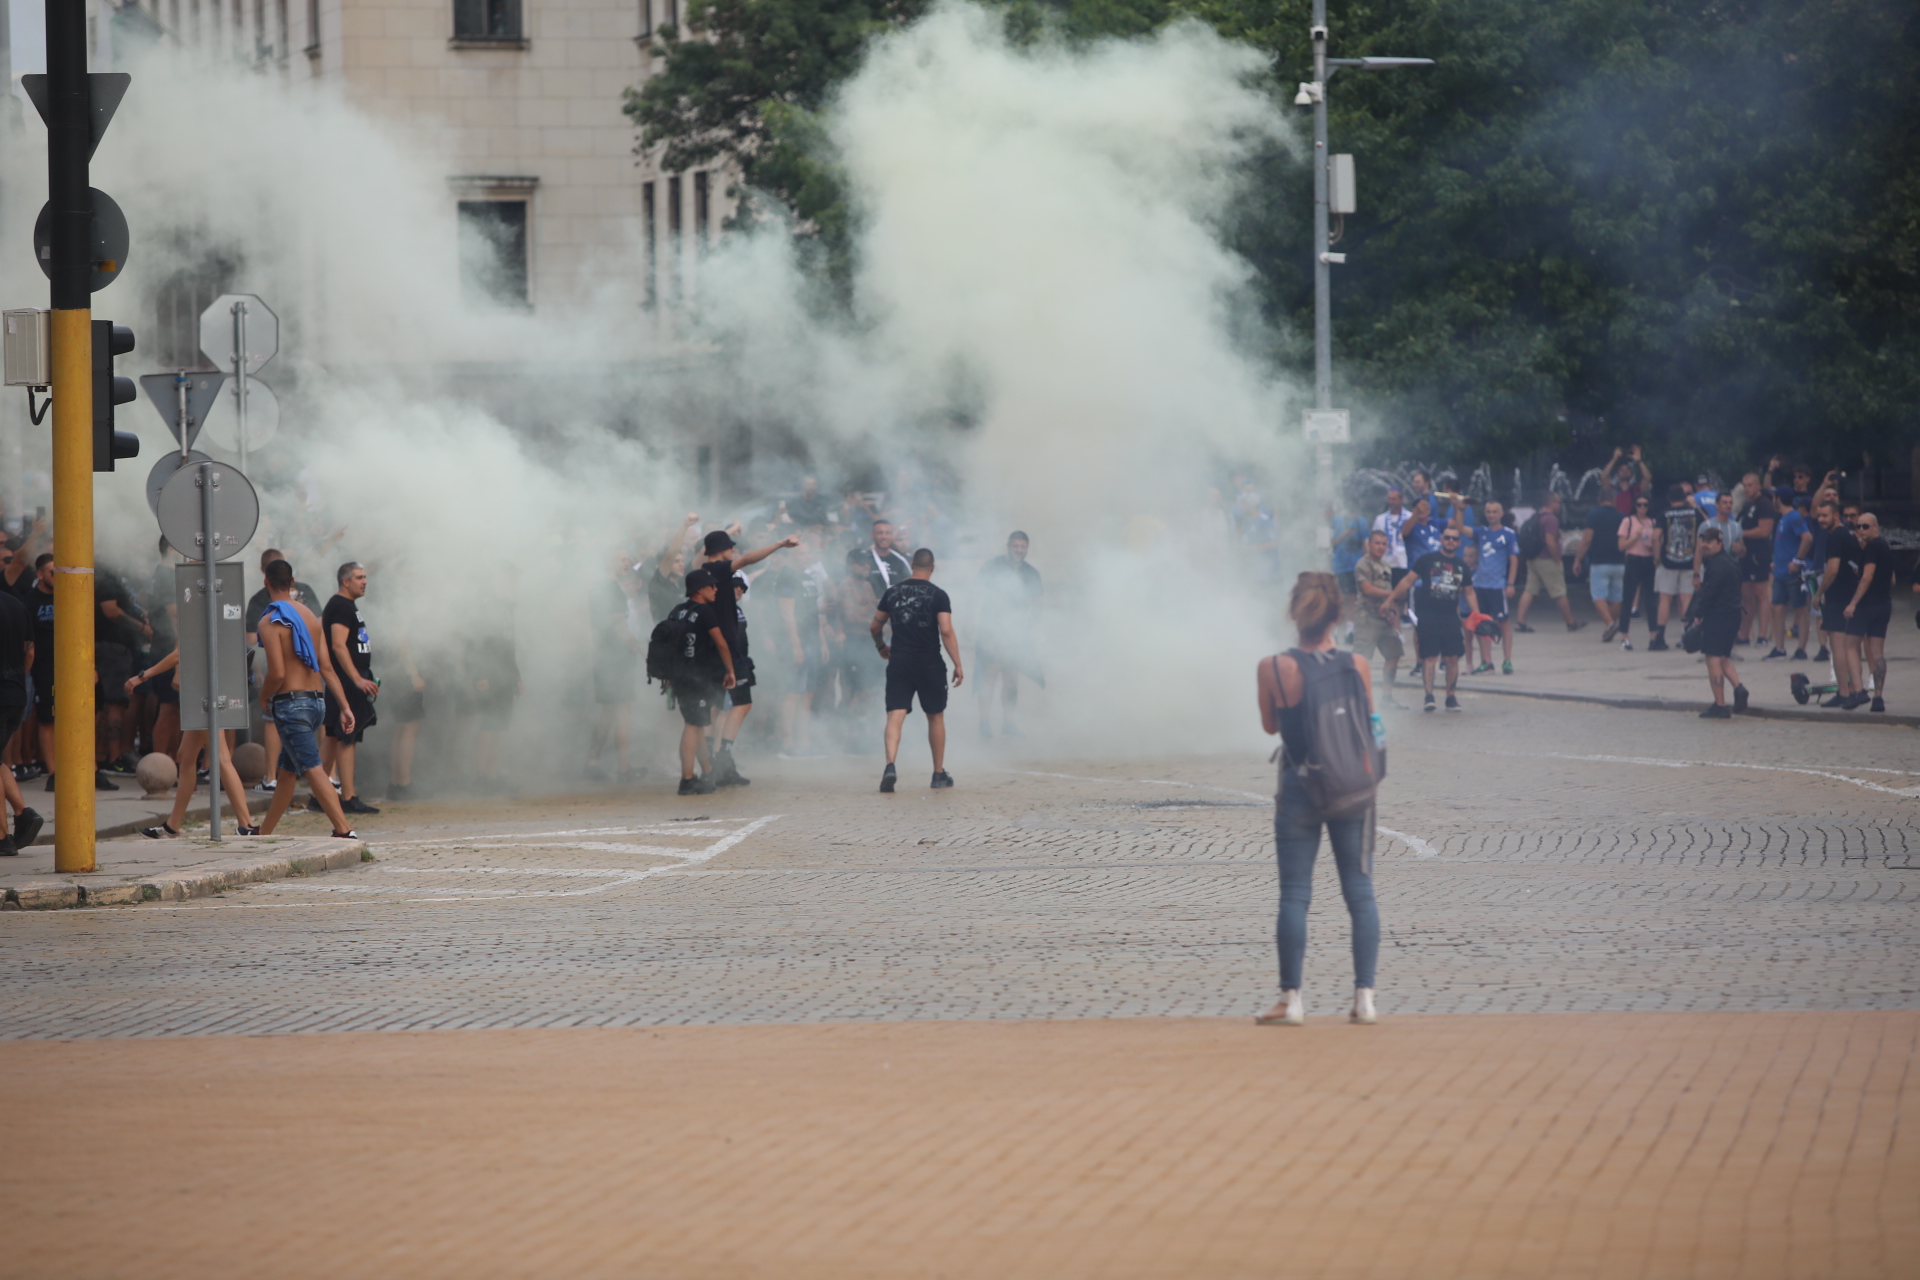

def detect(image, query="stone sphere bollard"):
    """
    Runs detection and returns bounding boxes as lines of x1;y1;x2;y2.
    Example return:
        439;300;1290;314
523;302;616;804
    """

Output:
136;752;178;796
231;742;269;788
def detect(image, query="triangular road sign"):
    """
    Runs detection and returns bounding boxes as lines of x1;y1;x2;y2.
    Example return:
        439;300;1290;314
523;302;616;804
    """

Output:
140;371;227;449
20;73;132;163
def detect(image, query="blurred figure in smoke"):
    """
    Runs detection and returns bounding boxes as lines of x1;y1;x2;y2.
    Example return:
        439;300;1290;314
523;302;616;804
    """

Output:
872;548;963;792
314;562;380;816
787;476;830;530
647;514;702;625
586;549;643;783
1238;492;1279;584
140;536;184;760
1371;488;1412;586
465;585;522;793
866;519;912;592
699;528;800;784
825;547;881;747
974;531;1042;738
1351;531;1405;706
838;488;879;544
770;528;829;759
386;628;426;800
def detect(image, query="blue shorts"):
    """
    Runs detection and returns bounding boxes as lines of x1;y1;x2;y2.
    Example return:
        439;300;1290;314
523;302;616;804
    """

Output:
1589;563;1624;604
270;691;325;775
1771;574;1807;608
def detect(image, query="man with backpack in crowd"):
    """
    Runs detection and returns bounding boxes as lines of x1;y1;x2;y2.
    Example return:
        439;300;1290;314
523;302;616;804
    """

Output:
1514;492;1584;634
697;528;798;786
649;568;737;795
1648;484;1702;651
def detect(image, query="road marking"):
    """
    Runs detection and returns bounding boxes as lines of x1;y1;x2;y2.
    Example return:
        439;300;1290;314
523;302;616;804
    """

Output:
1520;751;1920;799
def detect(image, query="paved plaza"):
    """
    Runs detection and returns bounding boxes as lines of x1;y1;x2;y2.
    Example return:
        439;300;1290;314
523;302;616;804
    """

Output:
2;686;1915;1276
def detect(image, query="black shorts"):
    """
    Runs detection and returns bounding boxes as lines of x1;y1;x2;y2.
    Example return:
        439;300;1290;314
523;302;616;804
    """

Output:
32;668;53;723
673;680;720;727
389;685;426;724
1740;557;1771;584
1416;616;1465;659
1698;613;1740;658
325;682;378;744
1846;604;1891;639
592;657;635;706
0;699;24;750
140;673;180;705
1473;585;1509;621
728;656;755;707
1820;608;1849;638
96;642;134;707
885;659;949;715
1388;567;1409;587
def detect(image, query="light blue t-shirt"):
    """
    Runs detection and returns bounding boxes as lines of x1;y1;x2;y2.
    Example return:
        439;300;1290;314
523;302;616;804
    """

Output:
1330;515;1368;574
1473;526;1520;590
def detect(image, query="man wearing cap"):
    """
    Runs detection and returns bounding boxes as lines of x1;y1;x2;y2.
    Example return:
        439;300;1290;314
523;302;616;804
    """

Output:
698;528;798;785
1684;525;1749;717
665;568;736;795
1383;524;1469;712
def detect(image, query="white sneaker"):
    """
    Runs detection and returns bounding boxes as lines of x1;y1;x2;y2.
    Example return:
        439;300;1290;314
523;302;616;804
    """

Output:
1257;989;1305;1026
1621;638;1634;651
1350;988;1377;1025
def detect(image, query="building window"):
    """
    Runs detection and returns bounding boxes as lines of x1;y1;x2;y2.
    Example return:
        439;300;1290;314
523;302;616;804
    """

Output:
453;0;521;40
664;0;676;29
304;0;318;55
642;180;657;308
694;171;710;244
638;0;650;39
458;200;529;307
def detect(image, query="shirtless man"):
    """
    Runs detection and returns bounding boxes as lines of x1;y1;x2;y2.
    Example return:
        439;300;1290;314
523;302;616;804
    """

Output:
254;559;359;837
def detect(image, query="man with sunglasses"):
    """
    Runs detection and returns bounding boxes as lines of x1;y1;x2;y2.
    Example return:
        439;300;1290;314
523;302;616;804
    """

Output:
1814;501;1862;707
1841;513;1893;712
1383;525;1468;712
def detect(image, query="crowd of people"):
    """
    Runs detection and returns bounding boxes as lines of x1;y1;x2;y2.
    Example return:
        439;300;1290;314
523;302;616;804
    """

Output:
1330;451;1912;718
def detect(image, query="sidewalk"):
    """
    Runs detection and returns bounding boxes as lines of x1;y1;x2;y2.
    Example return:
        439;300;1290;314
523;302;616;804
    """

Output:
0;831;369;909
1391;593;1920;725
9;773;214;844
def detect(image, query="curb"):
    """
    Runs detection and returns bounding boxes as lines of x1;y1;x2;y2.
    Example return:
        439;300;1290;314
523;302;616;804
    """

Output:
1463;682;1920;727
2;838;372;910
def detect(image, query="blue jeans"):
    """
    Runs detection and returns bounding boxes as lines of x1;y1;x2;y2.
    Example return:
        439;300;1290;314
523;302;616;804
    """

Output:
1274;770;1379;990
271;691;325;775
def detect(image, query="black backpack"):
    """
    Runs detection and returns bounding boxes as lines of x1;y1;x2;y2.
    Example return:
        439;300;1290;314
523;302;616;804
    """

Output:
1516;513;1546;561
645;606;709;686
1273;650;1385;819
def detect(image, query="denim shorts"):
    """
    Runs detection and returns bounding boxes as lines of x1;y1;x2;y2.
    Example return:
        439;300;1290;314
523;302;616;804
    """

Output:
1770;574;1807;608
271;691;325;775
1589;562;1625;603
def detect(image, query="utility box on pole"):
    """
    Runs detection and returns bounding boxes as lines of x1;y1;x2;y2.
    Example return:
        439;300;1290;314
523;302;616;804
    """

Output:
1329;154;1356;215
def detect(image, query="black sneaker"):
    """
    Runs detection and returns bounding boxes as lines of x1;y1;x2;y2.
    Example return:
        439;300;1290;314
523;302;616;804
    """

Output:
1791;648;1808;661
140;823;180;839
330;828;359;839
1423;692;1436;713
0;835;15;857
880;763;897;793
677;775;716;795
12;808;43;848
1647;636;1669;652
342;796;381;816
931;771;954;789
1842;691;1870;710
1444;694;1461;712
94;771;119;791
1514;622;1536;634
1871;696;1886;713
43;773;54;793
108;753;140;775
716;764;751;787
1699;704;1732;719
1761;648;1787;661
1814;646;1830;663
1601;621;1621;643
236;825;262;836
1733;683;1750;713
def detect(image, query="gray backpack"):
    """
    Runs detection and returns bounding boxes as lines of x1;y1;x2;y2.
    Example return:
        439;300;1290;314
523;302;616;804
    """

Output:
1273;649;1385;818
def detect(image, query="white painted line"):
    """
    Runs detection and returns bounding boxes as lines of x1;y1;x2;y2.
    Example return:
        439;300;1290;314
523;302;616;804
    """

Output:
1523;751;1920;799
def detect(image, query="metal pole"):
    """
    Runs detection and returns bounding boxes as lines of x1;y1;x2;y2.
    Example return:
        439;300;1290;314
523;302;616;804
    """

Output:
232;299;249;473
176;372;190;461
198;463;222;841
1311;0;1331;414
46;0;96;873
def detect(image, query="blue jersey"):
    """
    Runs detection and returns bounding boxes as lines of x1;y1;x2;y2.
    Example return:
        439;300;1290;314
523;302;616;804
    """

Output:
1473;526;1519;590
1329;515;1368;574
1772;508;1809;577
1405;517;1448;563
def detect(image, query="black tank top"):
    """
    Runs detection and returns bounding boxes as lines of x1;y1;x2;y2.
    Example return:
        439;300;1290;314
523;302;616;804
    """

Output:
1272;652;1312;768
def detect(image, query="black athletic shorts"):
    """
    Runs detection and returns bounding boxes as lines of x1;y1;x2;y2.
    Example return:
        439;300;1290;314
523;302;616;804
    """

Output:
1820;607;1849;638
32;667;53;723
96;642;134;707
325;681;378;744
1415;615;1465;660
673;680;720;727
885;659;949;715
0;699;24;751
1740;557;1771;584
1846;603;1891;639
1473;585;1509;621
1698;613;1740;658
728;655;755;707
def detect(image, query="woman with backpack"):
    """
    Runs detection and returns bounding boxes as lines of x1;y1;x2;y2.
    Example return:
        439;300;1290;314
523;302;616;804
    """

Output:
1255;573;1384;1027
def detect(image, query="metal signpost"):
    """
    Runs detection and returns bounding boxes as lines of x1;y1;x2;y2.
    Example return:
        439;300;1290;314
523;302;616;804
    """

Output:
157;461;258;841
199;294;278;468
140;369;226;459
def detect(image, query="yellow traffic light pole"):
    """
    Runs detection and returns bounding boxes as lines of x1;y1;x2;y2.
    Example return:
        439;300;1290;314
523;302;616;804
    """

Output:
44;0;96;872
50;308;94;872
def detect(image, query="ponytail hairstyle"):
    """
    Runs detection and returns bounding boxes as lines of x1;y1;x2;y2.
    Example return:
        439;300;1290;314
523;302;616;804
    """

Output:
1289;571;1342;644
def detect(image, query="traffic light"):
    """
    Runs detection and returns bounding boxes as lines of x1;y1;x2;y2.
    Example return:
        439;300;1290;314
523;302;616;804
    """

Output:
91;319;138;471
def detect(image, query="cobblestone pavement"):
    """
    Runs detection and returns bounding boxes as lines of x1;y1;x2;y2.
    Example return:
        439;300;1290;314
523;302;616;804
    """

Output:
3;696;1914;1038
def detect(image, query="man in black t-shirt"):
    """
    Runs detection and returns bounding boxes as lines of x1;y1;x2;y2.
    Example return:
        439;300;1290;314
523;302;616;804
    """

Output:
1814;501;1861;706
94;566;149;777
698;527;798;786
866;520;913;596
1841;513;1894;712
1383;527;1468;712
0;587;43;853
667;568;736;795
1651;485;1702;650
870;547;963;792
1735;473;1777;644
242;548;321;643
318;562;381;815
1572;501;1626;637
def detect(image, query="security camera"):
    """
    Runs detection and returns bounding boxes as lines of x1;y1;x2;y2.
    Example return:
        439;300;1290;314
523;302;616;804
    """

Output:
1294;81;1322;106
1311;25;1328;41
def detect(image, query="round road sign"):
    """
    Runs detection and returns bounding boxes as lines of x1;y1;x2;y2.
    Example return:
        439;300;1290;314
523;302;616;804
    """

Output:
145;449;212;517
156;461;259;563
32;189;130;293
201;377;280;452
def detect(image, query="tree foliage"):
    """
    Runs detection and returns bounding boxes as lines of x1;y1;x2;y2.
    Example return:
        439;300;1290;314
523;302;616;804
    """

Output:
625;0;1920;477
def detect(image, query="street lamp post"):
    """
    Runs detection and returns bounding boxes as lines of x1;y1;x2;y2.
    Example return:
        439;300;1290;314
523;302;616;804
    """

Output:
1296;1;1431;527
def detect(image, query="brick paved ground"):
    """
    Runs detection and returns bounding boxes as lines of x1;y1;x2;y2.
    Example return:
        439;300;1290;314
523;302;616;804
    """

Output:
1;694;1914;1276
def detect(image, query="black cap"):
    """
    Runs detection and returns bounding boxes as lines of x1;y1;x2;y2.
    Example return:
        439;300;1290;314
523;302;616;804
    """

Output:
684;568;716;594
703;530;736;554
